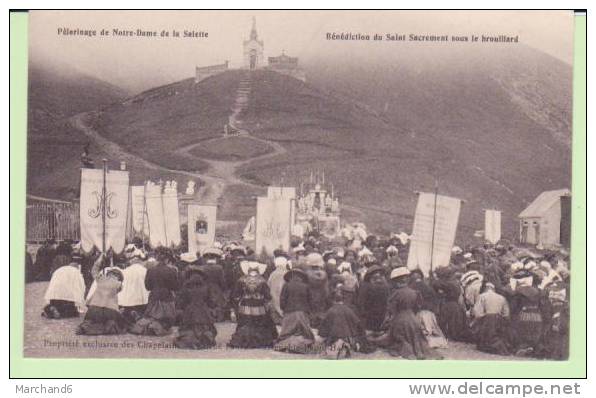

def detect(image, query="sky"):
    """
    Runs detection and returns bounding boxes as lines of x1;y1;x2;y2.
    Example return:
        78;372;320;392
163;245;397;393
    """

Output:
29;10;575;93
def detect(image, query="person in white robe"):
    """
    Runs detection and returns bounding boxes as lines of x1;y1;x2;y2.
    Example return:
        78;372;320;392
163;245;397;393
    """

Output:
43;260;86;319
119;251;150;322
85;248;149;322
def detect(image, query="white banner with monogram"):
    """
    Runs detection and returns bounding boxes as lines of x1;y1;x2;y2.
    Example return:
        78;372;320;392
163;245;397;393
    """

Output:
80;168;129;253
267;187;296;228
255;197;292;256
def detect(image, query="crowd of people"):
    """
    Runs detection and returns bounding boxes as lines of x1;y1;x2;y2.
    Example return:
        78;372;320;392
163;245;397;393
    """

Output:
30;226;570;360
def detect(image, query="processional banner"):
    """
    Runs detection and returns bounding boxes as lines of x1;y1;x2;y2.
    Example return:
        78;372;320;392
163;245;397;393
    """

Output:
407;192;461;276
80;168;129;253
144;182;167;248
268;187;296;227
130;185;149;236
484;209;502;244
188;204;217;255
162;183;181;247
255;197;292;256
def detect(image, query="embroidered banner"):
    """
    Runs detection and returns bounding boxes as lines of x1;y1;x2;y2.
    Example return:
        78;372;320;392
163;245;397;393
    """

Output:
188;204;217;255
268;187;296;229
80;168;129;253
255;197;292;256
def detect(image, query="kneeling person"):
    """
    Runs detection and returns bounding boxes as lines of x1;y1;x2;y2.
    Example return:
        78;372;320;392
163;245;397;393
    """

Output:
130;250;179;336
174;268;218;349
43;254;86;319
274;268;316;354
76;254;129;335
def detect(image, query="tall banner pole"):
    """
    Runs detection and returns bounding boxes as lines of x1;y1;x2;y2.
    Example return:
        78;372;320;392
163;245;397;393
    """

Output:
429;180;439;279
101;159;107;254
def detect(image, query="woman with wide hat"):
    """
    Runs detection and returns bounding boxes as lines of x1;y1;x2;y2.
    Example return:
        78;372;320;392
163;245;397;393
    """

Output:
304;253;330;328
200;247;227;322
130;249;179;336
174;267;218;350
228;261;278;348
274;267;316;354
505;268;546;357
357;265;389;334
431;266;471;342
318;284;373;359
383;267;442;359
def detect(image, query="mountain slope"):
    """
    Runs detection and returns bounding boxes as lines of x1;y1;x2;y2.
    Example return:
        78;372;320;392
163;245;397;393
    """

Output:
27;45;572;240
28;62;129;134
238;46;571;238
26;63;130;200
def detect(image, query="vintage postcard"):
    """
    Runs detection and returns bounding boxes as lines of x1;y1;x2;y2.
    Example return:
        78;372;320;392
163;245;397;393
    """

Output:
22;10;575;362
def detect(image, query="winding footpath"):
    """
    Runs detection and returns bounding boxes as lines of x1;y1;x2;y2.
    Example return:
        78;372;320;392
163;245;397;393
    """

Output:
69;73;370;220
70;72;287;207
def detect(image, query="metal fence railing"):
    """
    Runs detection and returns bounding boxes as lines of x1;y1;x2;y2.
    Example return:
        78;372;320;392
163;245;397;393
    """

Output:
26;198;80;243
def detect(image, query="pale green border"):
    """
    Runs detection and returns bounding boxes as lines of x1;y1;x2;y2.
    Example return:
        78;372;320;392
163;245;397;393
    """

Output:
9;12;586;378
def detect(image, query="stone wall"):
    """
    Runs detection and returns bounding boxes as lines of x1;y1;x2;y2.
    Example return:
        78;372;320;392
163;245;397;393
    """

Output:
195;61;229;83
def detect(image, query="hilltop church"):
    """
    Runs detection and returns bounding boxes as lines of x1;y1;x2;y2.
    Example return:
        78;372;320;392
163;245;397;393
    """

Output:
243;17;264;70
195;17;305;83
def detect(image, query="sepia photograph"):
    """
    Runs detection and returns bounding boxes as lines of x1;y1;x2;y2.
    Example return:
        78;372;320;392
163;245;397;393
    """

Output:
23;10;574;361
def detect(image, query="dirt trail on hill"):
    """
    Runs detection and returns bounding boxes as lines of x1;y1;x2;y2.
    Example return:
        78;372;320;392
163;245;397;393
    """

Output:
70;73;288;208
175;72;288;198
70;75;374;222
69;112;224;204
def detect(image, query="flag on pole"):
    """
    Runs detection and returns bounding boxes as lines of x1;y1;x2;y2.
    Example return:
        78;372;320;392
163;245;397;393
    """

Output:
80;168;129;253
407;192;462;277
188;204;217;255
484;209;502;244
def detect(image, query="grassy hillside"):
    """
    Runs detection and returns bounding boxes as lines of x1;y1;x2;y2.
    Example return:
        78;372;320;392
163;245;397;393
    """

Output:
27;63;129;135
237;46;571;239
27;63;130;199
26;67;241;199
189;136;274;161
28;45;572;242
94;71;243;172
